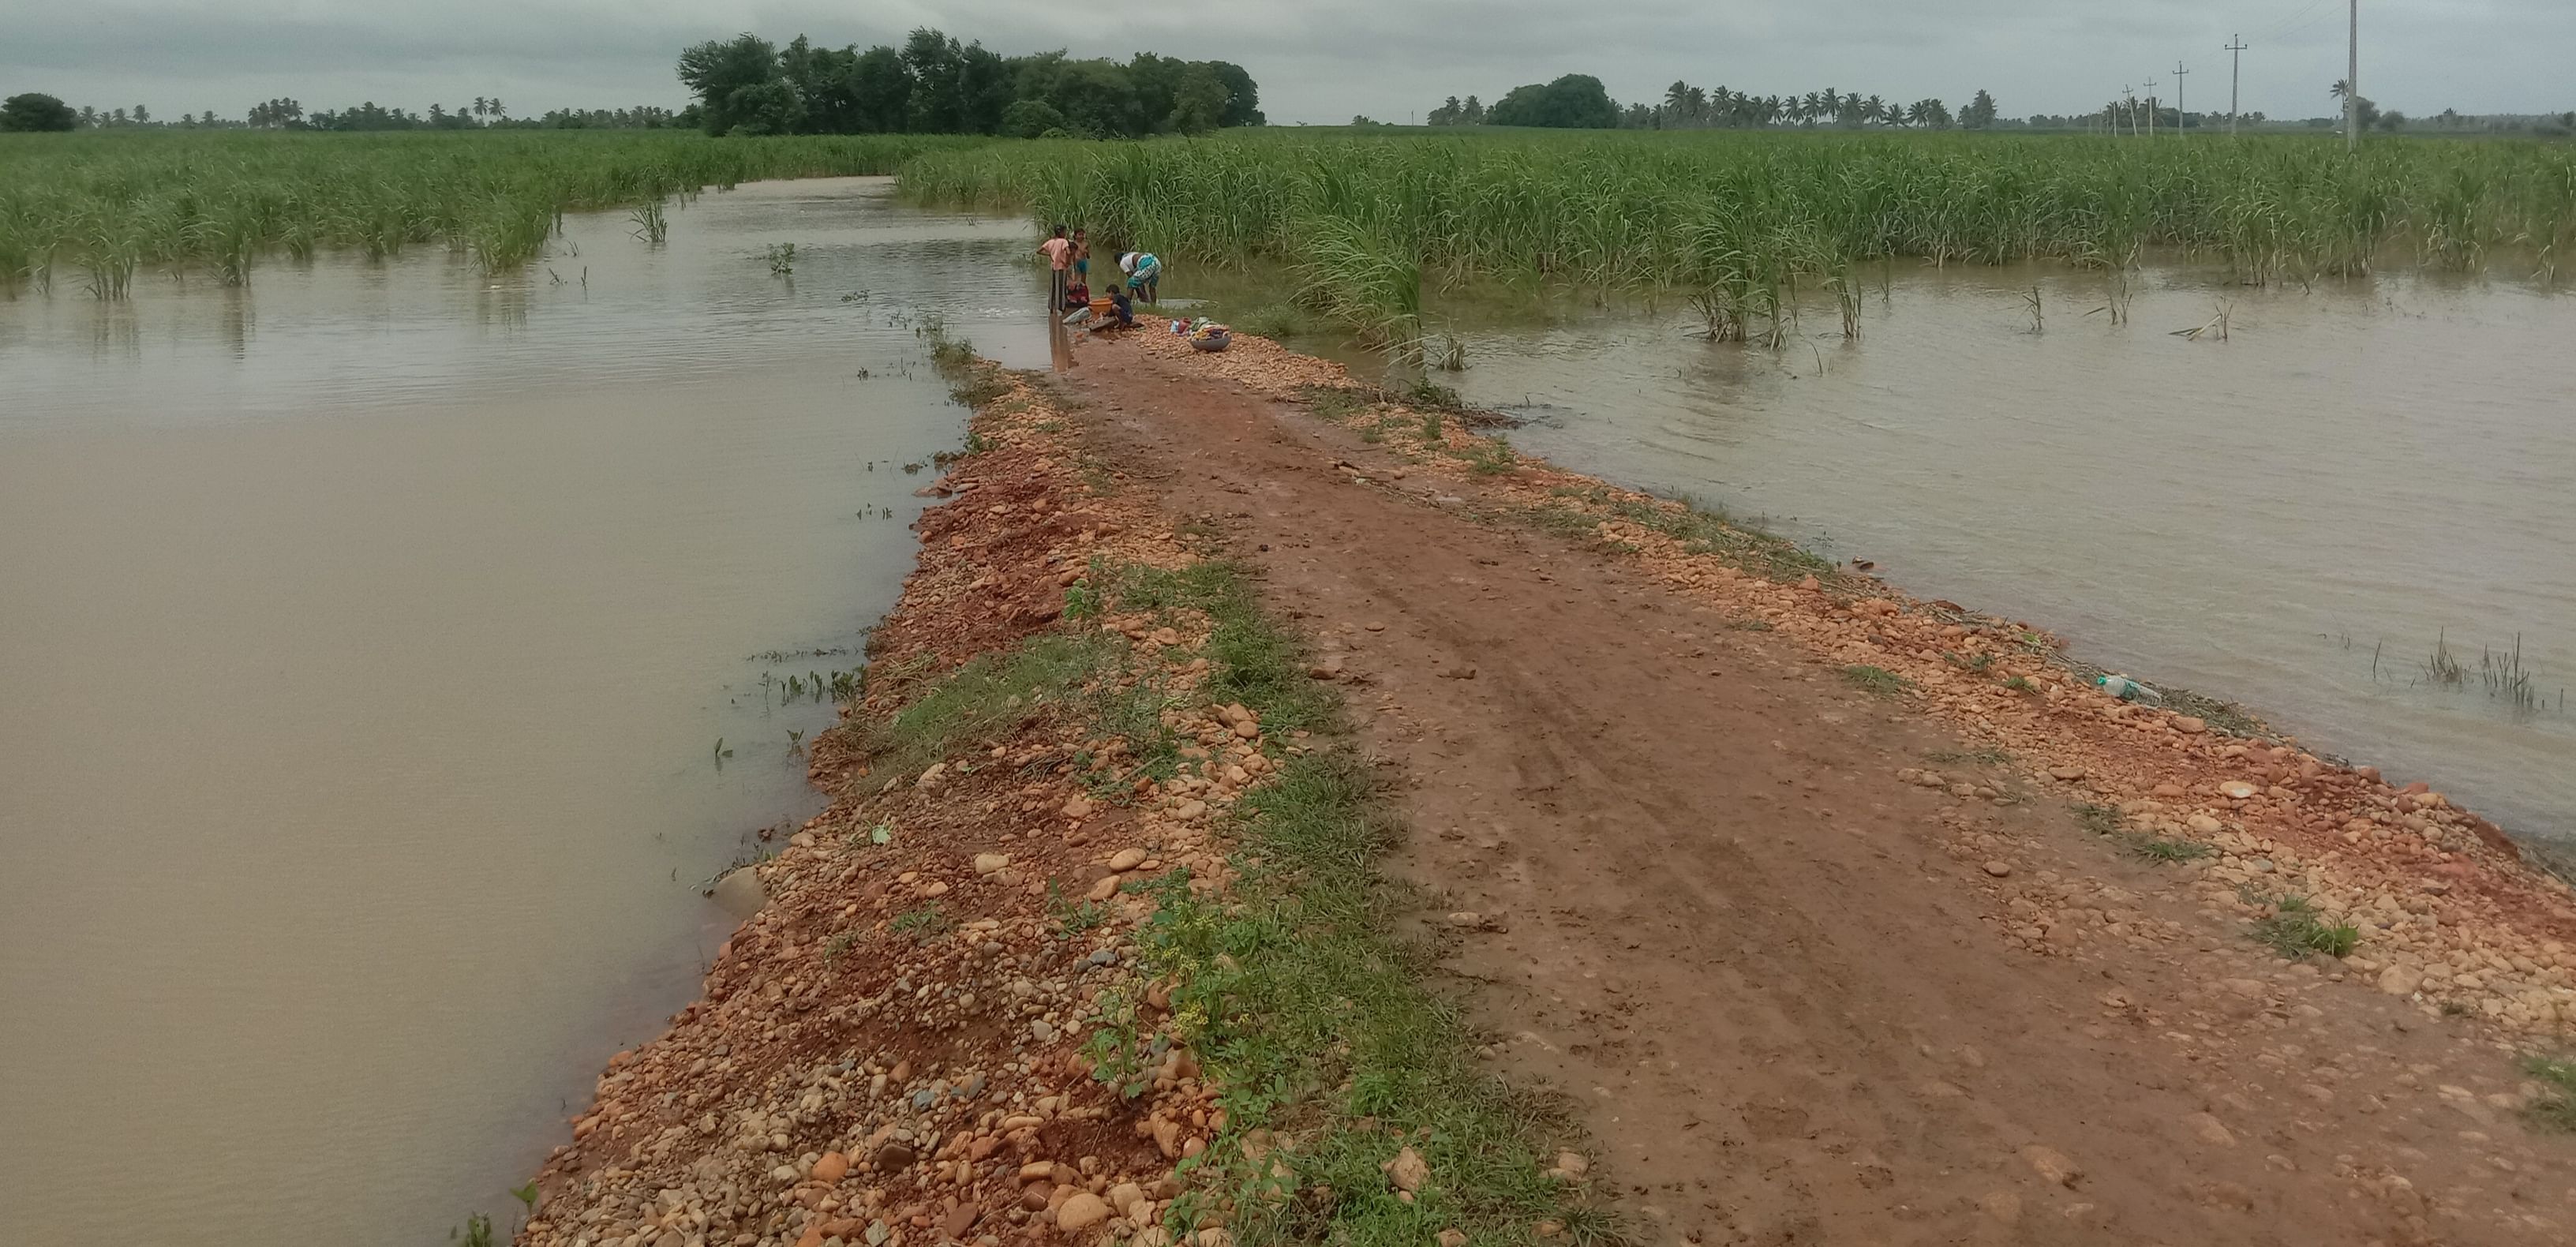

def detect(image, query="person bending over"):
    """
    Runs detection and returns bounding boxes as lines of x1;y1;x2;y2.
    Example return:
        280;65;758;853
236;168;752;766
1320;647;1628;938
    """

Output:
1118;250;1162;303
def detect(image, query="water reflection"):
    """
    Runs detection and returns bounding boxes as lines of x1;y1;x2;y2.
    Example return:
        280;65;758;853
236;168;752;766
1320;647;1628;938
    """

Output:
1182;262;2574;845
0;179;1048;1247
1419;270;2576;846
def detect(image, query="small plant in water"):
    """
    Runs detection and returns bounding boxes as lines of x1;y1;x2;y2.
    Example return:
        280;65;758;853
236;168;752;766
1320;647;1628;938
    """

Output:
628;200;668;244
712;736;734;772
766;242;796;276
2424;630;2467;686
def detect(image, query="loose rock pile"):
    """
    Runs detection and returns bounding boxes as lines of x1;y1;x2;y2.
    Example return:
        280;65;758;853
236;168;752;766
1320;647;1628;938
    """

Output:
519;372;1293;1247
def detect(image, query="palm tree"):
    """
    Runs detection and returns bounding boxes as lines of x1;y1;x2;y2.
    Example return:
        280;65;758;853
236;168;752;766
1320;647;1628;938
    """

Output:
2328;79;2350;100
1881;101;1905;127
473;96;489;117
1863;94;1886;126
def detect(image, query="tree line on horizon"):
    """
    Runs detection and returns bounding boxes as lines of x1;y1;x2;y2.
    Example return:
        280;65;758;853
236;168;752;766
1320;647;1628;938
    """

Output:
0;91;683;132
1414;77;2000;131
1409;75;2576;138
674;29;1260;140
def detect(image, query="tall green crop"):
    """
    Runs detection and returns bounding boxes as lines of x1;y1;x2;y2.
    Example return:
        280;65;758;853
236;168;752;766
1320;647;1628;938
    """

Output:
0;129;985;294
900;129;2576;338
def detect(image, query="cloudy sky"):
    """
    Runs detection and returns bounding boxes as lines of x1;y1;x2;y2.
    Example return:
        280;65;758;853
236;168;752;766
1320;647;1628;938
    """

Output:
6;1;2569;123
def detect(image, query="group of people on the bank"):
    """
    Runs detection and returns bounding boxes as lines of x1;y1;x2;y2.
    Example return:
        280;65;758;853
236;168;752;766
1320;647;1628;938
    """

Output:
1039;225;1159;330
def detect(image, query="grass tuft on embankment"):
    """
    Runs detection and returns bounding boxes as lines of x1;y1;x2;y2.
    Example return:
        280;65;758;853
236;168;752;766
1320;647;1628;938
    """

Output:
2527;1055;2576;1133
1081;560;1616;1247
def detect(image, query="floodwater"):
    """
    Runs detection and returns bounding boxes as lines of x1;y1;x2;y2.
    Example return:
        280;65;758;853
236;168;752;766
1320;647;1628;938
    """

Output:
1348;266;2576;848
0;178;1046;1245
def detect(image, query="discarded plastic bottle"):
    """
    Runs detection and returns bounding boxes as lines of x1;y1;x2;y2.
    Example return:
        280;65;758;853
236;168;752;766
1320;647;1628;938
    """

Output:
2095;674;2164;706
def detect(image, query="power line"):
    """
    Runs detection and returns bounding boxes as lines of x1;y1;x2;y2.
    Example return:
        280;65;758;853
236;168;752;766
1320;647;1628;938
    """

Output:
2257;0;2332;42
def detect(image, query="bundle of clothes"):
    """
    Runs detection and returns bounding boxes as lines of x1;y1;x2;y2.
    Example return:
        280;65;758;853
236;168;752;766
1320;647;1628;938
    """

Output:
1174;316;1232;350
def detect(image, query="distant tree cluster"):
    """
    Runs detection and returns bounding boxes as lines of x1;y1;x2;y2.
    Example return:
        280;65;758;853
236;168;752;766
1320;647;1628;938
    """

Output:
1428;80;2001;130
0;92;683;133
1;92;77;131
2426;107;2576;136
674;29;1260;139
1486;75;1619;129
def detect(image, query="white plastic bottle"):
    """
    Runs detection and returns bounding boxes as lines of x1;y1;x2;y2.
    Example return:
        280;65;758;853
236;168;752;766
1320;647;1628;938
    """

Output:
2095;674;2163;706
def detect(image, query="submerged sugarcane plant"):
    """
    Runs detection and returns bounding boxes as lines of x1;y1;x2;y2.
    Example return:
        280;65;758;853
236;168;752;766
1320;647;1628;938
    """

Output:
629;198;669;245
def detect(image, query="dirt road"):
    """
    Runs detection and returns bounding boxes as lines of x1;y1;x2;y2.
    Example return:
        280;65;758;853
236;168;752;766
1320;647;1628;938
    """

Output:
1048;343;2574;1246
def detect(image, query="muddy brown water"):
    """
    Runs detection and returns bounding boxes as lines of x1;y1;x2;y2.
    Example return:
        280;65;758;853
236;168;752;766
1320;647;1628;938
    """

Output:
0;179;1046;1245
1247;266;2576;853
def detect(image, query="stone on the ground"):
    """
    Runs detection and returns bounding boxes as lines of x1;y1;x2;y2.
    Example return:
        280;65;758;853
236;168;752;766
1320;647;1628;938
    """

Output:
1058;1192;1112;1231
1385;1145;1429;1192
2021;1145;2082;1187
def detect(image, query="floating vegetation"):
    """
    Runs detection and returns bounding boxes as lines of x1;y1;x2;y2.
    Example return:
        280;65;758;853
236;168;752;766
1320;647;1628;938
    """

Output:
764;242;796;275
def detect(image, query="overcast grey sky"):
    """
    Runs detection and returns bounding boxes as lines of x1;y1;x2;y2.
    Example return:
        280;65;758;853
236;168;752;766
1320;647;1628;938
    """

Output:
4;1;2569;123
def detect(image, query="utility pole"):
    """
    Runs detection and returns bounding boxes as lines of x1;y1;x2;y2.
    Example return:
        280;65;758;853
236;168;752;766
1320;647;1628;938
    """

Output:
2346;0;2361;153
2145;76;2159;137
2172;61;2189;135
2225;35;2248;135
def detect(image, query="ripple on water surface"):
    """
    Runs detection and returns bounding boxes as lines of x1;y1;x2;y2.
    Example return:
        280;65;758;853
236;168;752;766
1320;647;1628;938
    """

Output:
1337;268;2576;848
0;178;1050;1245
